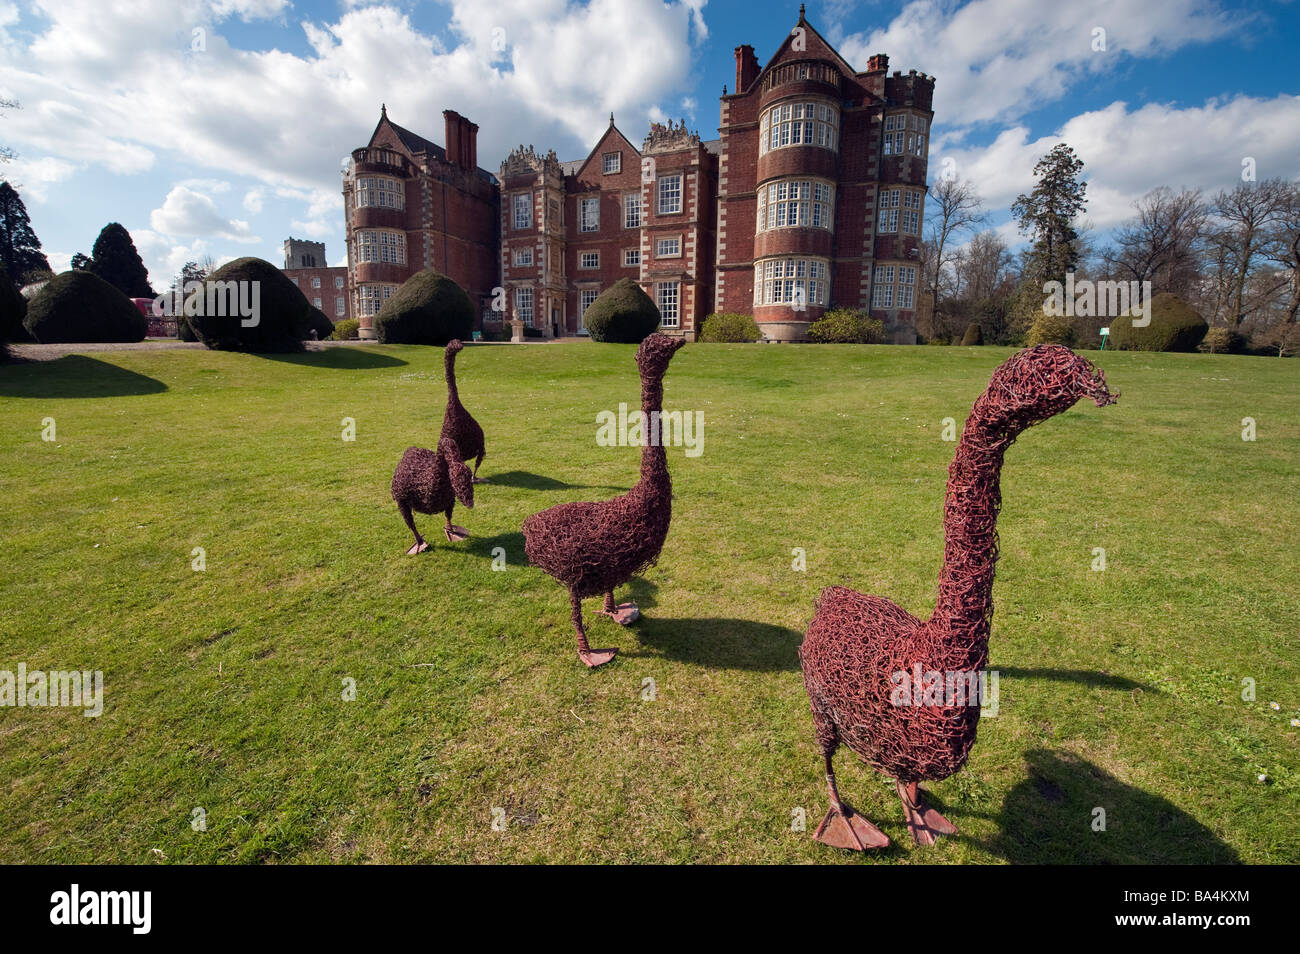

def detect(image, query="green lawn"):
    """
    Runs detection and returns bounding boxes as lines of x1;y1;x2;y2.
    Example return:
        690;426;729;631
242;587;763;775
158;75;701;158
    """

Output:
0;341;1296;864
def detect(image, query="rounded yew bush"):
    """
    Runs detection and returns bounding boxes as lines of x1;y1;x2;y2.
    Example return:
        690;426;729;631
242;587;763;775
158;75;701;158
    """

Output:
23;270;147;344
373;269;474;345
582;277;661;343
186;257;310;352
1109;293;1207;352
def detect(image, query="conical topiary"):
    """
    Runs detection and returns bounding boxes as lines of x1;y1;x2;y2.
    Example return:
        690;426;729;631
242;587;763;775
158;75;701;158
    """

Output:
582;277;661;343
374;269;475;345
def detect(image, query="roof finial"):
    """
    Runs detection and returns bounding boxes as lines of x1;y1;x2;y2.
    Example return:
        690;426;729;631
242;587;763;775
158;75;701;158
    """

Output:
799;3;806;18
381;102;387;117
610;111;615;126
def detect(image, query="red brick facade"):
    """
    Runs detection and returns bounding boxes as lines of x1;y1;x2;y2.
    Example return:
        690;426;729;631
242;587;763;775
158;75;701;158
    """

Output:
343;12;932;342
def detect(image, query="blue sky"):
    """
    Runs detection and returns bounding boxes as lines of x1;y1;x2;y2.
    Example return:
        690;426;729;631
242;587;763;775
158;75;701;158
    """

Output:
0;0;1297;288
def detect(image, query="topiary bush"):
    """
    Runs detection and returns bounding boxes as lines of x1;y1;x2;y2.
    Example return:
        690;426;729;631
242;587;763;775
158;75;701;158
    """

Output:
1109;293;1207;353
329;317;360;340
961;322;984;346
1201;326;1247;354
186;257;309;352
0;264;30;346
807;308;886;344
23;270;147;344
176;314;197;341
698;312;761;342
1026;312;1077;347
582;277;661;343
374;269;474;345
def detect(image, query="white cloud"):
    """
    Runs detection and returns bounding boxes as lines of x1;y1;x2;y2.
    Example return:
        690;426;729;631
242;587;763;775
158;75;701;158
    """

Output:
836;0;1235;130
935;94;1300;233
3;154;77;202
150;185;259;241
0;0;707;270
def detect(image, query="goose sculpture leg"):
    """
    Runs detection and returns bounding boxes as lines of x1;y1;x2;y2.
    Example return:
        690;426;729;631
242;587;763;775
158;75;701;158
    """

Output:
443;507;469;543
896;781;958;846
571;591;617;668
399;502;431;555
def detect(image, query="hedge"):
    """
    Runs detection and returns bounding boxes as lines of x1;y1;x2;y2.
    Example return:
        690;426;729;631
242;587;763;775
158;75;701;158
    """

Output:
698;312;761;342
807;308;886;343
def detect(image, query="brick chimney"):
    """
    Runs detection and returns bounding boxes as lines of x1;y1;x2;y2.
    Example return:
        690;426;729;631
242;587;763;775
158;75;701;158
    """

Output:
464;117;479;171
867;53;889;73
443;109;463;168
734;45;759;92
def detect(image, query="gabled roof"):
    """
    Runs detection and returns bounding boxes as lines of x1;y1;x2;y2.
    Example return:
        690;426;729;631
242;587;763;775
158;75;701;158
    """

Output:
366;107;497;183
564;117;642;182
743;12;863;94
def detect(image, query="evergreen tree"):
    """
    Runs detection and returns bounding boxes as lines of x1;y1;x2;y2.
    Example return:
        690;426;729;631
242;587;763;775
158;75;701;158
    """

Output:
1011;144;1088;287
70;252;92;270
88;222;153;297
0;181;51;280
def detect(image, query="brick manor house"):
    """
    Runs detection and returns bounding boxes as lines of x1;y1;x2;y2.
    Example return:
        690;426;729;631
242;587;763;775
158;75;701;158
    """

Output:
342;9;934;342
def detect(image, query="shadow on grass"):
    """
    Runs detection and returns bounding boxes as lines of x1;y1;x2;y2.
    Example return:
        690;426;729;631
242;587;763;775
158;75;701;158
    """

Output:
998;667;1156;693
630;614;802;672
470;530;526;561
0;354;167;398
983;749;1240;863
258;347;407;369
485;469;627;493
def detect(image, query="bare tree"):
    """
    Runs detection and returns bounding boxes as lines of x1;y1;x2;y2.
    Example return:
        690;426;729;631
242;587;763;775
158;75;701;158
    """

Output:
1103;186;1208;300
926;175;986;335
1209;179;1289;328
1268;180;1300;330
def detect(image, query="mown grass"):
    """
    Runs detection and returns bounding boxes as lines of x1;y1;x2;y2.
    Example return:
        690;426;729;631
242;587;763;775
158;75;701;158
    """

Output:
0;341;1296;864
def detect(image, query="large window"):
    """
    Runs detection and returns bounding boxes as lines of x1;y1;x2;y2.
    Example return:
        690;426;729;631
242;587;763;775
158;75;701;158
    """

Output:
624;248;641;267
883;114;929;157
579;287;600;331
877;189;922;234
902;190;922;235
624;193;641;228
603;152;621;174
514;286;534;326
512;247;533;267
334;276;344;289
513;193;532;230
753;257;830;307
760;101;839;155
357;283;396;317
334;296;345;316
656;281;679;328
657;174;682;215
757;179;834;232
580;251;600;269
356;230;406;265
579;196;600;233
355;176;404;210
872;264;917;309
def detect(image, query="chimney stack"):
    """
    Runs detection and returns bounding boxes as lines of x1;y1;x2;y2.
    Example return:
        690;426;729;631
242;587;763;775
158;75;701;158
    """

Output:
734;45;759;92
465;117;478;171
443;109;463;168
867;53;889;72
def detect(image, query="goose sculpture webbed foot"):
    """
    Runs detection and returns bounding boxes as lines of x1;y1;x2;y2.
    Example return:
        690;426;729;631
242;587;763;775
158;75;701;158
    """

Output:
405;539;431;555
598;592;640;625
443;524;469;543
897;780;959;846
813;754;888;850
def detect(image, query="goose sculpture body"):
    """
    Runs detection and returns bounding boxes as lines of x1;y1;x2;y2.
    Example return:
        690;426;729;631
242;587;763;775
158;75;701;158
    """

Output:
800;345;1117;849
